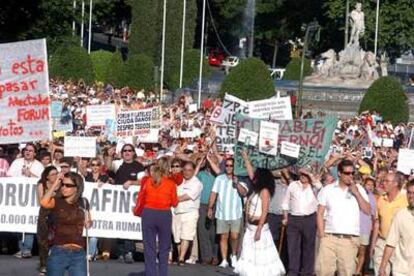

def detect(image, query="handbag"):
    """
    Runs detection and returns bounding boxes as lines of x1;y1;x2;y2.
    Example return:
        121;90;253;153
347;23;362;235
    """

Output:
133;177;148;217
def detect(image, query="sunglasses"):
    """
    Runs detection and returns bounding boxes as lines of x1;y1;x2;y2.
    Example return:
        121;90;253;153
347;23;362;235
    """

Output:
91;163;100;167
61;183;77;188
225;164;234;167
342;171;355;176
122;149;134;153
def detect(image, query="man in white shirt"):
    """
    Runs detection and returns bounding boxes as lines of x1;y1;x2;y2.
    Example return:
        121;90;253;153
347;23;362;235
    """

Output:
7;143;44;259
173;161;203;266
316;159;371;276
282;168;321;276
379;180;414;276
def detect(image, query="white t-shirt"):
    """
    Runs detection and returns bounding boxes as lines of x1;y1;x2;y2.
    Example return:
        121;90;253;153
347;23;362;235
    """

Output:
7;158;44;178
318;181;369;236
174;176;203;214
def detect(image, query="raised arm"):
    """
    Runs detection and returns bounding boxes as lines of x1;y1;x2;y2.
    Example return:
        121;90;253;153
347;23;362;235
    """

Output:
240;150;254;181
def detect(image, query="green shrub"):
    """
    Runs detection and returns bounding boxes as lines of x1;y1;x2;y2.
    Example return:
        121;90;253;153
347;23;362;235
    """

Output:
105;51;125;87
282;57;313;81
49;45;94;84
123;54;154;91
359;76;409;125
220;57;275;101
91;50;113;82
167;49;211;90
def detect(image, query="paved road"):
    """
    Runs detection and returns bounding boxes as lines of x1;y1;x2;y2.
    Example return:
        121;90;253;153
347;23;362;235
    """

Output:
0;255;235;276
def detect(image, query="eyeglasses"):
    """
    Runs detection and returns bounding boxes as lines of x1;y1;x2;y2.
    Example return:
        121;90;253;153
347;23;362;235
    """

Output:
61;183;77;188
342;171;355;176
122;149;134;153
225;164;234;167
91;163;100;167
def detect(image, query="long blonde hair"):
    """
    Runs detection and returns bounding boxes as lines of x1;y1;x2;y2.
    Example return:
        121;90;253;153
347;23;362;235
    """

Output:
151;157;171;186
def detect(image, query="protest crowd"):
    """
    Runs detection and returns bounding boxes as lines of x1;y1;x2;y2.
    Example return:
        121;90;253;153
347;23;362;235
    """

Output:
1;49;414;275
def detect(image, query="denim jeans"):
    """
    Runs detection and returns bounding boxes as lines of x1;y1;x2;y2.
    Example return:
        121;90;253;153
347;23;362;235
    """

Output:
47;246;87;276
19;233;34;253
88;237;98;258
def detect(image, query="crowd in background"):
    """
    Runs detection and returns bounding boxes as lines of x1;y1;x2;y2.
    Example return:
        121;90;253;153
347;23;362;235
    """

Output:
0;80;413;276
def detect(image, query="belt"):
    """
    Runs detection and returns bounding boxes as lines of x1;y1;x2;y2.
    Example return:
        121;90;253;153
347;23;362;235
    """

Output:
57;244;83;251
289;212;316;218
326;233;358;239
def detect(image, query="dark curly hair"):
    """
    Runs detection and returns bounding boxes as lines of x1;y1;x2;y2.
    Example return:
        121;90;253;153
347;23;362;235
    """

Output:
251;168;275;197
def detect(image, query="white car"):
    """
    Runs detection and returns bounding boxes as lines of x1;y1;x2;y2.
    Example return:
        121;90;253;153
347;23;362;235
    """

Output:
221;56;239;68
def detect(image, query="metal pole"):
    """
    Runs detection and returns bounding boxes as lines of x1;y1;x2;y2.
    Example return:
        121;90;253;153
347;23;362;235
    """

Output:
160;0;167;101
198;0;206;108
72;0;77;36
374;0;380;56
296;27;310;119
248;0;256;57
80;0;85;47
179;0;187;89
345;0;349;47
88;0;93;54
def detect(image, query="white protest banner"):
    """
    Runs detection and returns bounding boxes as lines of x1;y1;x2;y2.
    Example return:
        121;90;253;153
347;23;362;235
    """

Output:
180;131;196;138
381;138;394;148
281;141;301;158
215;94;249;152
259;121;279;156
86;104;116;127
116;107;158;138
64;136;97;158
0;39;51;144
238;128;258;146
210;106;230;125
397;149;414;175
248;97;292;120
138;129;159;143
0;178;142;240
188;103;198;113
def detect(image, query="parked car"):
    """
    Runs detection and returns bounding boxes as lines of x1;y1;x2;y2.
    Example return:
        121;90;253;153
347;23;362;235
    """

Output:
221;56;239;68
208;49;226;67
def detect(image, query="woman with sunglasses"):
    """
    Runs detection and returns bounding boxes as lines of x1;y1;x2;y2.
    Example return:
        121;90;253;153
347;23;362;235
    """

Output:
36;166;59;275
40;172;92;276
85;158;110;261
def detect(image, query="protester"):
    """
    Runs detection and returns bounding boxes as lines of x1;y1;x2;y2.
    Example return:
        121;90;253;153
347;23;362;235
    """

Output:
316;159;371;276
40;172;91;276
141;157;178;276
378;180;414;276
237;166;286;275
207;158;248;268
173;161;203;266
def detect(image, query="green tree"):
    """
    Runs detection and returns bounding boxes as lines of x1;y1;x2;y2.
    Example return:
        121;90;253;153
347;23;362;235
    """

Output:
282;57;312;81
123;54;154;91
105;51;125;87
359;76;408;125
220;57;275;101
91;50;113;82
168;49;211;89
49;45;94;84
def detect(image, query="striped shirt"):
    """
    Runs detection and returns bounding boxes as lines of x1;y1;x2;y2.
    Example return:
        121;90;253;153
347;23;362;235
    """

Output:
212;174;245;221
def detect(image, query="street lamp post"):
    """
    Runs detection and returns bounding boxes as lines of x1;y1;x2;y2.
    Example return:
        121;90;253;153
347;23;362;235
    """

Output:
80;0;85;47
374;0;380;56
88;0;93;54
160;0;167;101
296;21;320;119
198;0;206;108
179;0;187;89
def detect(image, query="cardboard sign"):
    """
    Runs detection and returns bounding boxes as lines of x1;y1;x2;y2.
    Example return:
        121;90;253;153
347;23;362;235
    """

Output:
210;106;229;125
281;141;301;158
138;129;159;143
86;104;116;126
233;114;337;176
64;136;97;158
238;128;258;146
51;101;62;118
180;131;196;138
116;107;159;138
188;103;198;113
0;39;51;144
0;177;142;240
382;138;394;148
248;97;292;120
259;121;279;156
397;149;414;175
215;94;249;153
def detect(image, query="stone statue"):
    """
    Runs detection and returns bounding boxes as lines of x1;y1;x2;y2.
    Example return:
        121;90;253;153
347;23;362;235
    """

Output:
349;3;365;46
380;53;388;76
360;52;379;80
318;49;336;78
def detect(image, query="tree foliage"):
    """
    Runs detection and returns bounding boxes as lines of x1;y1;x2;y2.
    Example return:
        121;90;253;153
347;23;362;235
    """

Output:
359;76;408;125
282;57;312;81
91;50;113;82
220;57;275;101
123;54;154;91
49;45;94;84
105;51;125;87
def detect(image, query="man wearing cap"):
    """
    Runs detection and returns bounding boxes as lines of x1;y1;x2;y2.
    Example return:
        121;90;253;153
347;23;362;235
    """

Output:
371;172;408;275
282;167;321;275
316;159;371;276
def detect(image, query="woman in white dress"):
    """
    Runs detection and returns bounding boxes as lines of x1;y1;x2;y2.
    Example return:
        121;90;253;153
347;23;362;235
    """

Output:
234;168;286;276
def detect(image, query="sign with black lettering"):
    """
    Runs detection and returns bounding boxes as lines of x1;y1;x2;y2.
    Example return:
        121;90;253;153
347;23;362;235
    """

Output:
116;107;160;139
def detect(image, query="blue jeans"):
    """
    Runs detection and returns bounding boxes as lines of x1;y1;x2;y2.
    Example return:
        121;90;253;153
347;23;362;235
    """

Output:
88;237;98;258
19;233;34;253
47;246;87;276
